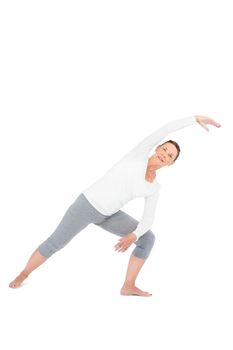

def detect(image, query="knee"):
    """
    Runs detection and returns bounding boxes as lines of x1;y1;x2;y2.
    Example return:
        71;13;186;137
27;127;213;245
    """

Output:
143;230;156;248
132;230;156;260
137;230;156;251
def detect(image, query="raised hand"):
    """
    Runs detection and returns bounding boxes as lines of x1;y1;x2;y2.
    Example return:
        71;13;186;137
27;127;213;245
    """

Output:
195;115;222;131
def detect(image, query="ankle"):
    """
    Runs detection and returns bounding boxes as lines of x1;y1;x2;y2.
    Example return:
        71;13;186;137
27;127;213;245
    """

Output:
21;270;29;277
123;281;135;288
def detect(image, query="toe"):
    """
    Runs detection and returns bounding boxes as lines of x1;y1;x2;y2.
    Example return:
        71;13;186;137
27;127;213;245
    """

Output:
142;291;152;296
9;281;18;288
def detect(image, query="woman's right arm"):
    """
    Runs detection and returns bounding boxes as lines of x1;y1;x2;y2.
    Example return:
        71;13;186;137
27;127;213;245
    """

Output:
122;115;196;161
195;116;221;131
119;115;221;162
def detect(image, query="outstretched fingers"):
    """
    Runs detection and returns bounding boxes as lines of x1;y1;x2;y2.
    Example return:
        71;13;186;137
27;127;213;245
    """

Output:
208;118;221;128
197;116;222;131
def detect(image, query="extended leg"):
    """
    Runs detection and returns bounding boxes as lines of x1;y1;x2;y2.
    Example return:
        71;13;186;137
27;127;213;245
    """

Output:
9;193;97;288
9;248;48;288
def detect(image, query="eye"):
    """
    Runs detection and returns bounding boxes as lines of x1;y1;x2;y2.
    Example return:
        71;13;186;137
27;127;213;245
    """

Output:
169;154;173;158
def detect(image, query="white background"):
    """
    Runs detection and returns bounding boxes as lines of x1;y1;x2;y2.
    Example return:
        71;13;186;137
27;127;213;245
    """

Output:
1;1;232;349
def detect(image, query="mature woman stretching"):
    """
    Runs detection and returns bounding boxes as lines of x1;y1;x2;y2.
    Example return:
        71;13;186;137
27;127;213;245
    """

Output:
9;115;221;296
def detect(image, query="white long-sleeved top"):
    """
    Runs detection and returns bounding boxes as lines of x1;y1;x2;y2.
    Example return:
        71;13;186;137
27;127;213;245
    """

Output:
82;116;197;240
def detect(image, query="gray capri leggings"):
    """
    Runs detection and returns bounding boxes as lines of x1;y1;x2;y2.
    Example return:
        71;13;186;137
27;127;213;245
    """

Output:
38;193;156;260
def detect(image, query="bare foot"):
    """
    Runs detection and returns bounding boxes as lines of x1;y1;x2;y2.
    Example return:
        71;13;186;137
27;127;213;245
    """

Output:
9;271;29;289
120;284;152;297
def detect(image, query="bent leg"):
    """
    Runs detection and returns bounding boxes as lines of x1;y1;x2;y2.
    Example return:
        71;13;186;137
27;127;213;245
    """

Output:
94;209;156;259
95;209;156;296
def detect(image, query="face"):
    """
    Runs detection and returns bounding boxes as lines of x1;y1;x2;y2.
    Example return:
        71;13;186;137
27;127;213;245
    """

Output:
147;142;178;170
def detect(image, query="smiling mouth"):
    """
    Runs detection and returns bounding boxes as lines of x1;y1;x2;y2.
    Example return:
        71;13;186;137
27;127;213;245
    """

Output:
158;155;164;162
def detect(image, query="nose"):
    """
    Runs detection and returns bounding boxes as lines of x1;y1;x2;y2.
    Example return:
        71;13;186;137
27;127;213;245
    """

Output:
161;154;166;161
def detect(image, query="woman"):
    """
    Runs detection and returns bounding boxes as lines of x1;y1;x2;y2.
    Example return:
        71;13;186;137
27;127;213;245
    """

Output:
9;115;221;296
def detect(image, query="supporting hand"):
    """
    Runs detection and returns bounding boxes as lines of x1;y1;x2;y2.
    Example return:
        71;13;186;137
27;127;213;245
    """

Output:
114;232;137;253
195;115;222;131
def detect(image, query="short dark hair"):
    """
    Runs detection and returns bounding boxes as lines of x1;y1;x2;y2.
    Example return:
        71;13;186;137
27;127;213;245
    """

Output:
159;140;180;162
